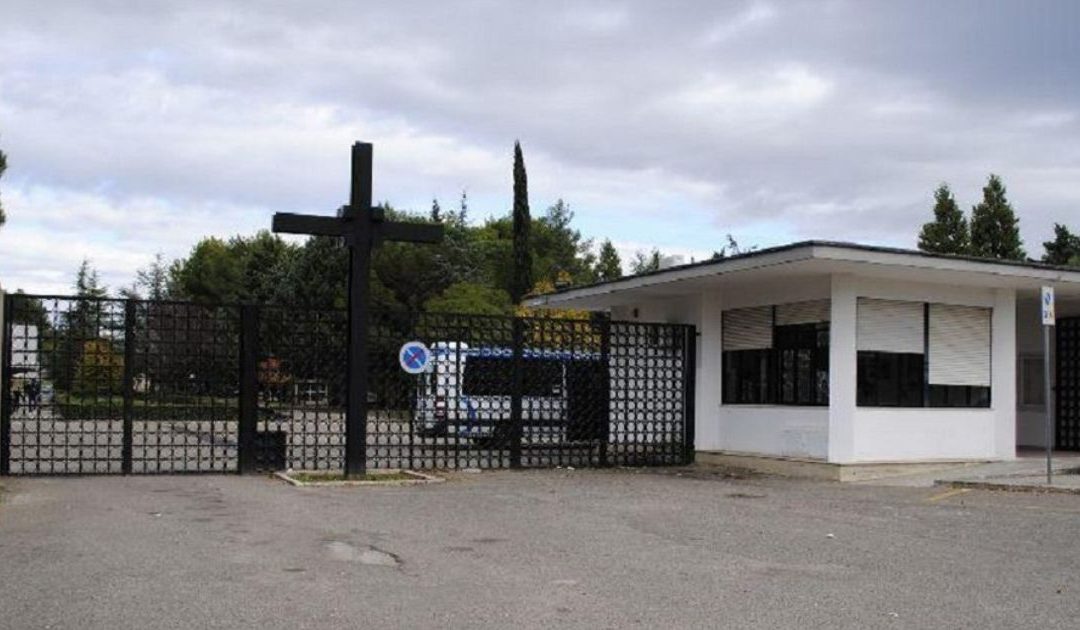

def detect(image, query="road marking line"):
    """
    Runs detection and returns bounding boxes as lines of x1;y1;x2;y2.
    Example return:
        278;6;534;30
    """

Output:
926;487;971;503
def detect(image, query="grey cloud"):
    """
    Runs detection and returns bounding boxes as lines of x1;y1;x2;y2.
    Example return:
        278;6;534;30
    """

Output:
0;0;1078;291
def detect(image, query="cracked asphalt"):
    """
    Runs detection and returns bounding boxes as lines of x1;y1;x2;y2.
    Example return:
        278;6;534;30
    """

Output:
1;468;1079;629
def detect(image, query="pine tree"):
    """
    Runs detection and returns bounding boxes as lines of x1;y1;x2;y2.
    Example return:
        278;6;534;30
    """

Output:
630;249;663;274
0;146;7;229
458;189;469;224
510;141;533;303
917;184;969;255
595;240;622;281
969;174;1025;260
135;252;171;299
1042;223;1080;266
430;198;442;223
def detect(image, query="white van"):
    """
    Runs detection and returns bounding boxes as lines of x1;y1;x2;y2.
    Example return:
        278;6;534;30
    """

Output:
414;342;606;443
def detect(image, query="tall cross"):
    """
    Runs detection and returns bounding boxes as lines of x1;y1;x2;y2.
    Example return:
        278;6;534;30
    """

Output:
272;142;443;477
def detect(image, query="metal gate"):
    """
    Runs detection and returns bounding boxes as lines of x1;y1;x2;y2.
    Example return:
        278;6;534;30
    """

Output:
1057;317;1080;450
1;293;695;475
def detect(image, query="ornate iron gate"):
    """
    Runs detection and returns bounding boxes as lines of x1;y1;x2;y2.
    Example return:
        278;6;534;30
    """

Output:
1057;317;1080;450
1;293;695;475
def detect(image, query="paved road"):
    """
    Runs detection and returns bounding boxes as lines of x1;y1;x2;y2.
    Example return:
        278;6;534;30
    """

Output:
1;469;1079;629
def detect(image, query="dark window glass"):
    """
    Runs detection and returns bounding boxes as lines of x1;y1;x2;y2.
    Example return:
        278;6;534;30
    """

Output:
723;349;772;404
723;322;829;406
857;352;924;407
928;385;990;408
463;357;563;397
858;353;990;408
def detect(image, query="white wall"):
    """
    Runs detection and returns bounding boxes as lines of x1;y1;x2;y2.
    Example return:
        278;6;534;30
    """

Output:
851;409;996;461
719;407;829;458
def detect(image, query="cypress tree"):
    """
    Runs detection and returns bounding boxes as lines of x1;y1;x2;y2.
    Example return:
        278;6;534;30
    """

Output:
970;174;1025;260
0;146;7;229
917;184;968;255
510;141;533;302
1042;223;1080;266
595;239;623;281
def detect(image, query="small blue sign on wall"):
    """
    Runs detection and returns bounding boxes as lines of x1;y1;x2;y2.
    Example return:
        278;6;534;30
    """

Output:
399;341;431;374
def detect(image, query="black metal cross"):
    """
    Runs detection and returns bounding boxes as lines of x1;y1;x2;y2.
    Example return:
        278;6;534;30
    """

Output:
272;142;443;477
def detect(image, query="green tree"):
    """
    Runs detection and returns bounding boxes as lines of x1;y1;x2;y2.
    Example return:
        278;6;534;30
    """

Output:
510;141;533;302
74;259;107;298
918;184;969;255
0;145;7;229
430;197;442;223
969;174;1025;260
595;240;622;281
629;248;663;274
170;237;243;303
1042;223;1080;266
424;282;513;316
531;200;597;286
277;236;348;309
170;231;296;304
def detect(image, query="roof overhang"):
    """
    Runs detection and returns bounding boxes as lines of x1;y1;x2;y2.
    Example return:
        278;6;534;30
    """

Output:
526;241;1080;310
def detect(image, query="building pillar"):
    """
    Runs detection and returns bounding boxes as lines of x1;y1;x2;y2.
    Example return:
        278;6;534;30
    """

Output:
695;291;724;451
828;275;857;463
992;288;1018;459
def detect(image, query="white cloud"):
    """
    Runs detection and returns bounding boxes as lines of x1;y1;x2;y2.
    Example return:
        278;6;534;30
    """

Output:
1;1;1079;294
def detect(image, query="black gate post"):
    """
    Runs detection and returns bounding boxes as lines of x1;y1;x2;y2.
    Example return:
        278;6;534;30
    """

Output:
509;317;525;468
238;305;259;473
0;293;12;475
595;312;611;467
121;300;136;474
682;326;697;465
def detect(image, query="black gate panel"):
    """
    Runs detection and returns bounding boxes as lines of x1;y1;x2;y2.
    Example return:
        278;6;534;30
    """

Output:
0;296;239;474
2;293;696;475
1057;317;1080;450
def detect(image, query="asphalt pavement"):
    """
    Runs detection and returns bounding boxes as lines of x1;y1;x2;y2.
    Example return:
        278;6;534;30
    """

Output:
1;468;1079;629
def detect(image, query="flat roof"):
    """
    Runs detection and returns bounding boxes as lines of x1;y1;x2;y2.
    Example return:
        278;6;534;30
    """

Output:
526;240;1080;308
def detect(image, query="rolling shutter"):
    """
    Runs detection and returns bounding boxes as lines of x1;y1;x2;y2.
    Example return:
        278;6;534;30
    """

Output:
928;304;991;386
857;298;924;354
775;300;830;325
723;306;772;350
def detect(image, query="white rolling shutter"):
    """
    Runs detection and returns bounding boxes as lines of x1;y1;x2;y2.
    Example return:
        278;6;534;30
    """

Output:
928;304;991;386
856;298;924;353
775;300;830;325
722;306;772;350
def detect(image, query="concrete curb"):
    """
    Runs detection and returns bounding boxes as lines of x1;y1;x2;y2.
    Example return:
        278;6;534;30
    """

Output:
936;479;1080;495
274;469;445;487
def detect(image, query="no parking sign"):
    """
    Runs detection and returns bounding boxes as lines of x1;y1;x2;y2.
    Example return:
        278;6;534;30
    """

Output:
398;341;431;374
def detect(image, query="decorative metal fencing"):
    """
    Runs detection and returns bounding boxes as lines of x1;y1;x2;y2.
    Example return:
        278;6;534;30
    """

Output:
1;293;695;475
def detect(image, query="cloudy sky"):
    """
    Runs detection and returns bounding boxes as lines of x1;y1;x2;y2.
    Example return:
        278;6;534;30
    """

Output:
1;1;1078;294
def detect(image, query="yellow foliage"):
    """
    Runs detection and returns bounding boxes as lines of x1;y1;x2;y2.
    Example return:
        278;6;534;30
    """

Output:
516;279;601;350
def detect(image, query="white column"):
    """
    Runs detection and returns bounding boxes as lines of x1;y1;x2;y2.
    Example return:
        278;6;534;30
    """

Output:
828;275;857;463
992;288;1018;459
695;290;724;451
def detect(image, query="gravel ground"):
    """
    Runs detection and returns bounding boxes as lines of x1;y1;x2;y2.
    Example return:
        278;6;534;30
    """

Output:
1;468;1079;629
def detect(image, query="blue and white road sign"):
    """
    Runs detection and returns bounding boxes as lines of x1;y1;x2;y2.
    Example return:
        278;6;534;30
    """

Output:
399;341;431;374
1042;286;1056;326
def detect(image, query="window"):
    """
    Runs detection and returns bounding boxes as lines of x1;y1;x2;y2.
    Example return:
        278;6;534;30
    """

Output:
721;302;829;406
723;349;772;404
1019;355;1046;407
775;323;829;405
462;357;563;397
855;299;991;408
857;352;924;407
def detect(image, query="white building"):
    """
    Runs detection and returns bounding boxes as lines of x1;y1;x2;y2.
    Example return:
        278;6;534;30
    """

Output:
527;241;1080;474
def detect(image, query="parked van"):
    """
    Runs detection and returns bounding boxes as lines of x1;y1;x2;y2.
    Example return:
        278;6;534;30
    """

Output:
414;342;608;443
